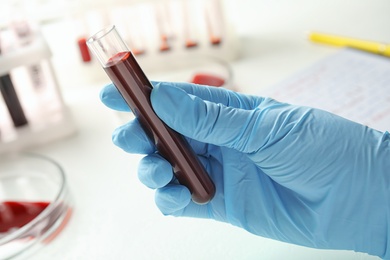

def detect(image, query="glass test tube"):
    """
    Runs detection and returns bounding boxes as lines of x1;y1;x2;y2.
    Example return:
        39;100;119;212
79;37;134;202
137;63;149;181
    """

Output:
87;26;215;204
0;43;28;127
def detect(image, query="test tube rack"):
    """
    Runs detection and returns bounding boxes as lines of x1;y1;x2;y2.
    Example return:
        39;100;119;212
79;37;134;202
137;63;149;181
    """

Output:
0;27;76;154
74;0;239;73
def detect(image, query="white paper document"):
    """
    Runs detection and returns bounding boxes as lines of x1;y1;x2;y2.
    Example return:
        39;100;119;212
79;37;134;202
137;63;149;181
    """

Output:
261;48;390;132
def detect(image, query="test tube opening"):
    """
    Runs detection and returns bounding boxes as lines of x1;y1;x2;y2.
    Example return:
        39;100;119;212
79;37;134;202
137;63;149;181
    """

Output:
87;25;129;67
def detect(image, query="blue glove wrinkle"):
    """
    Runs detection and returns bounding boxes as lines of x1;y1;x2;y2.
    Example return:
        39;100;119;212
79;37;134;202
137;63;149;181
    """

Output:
220;158;314;244
247;106;335;191
250;104;389;256
112;119;155;154
175;81;265;111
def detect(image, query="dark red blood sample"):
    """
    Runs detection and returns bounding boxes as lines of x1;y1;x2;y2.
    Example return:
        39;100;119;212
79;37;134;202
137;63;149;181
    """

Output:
191;73;225;87
0;201;49;233
77;37;92;62
104;51;215;204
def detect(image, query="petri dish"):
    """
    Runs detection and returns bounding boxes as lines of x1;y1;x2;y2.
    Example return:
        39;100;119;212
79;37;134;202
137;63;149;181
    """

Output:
0;152;72;259
146;55;235;90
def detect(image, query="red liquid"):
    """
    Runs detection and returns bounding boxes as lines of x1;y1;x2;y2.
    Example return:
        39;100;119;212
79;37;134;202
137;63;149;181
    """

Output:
210;36;222;45
77;37;92;62
0;201;49;233
191;73;225;87
104;52;215;204
159;35;171;52
185;40;198;48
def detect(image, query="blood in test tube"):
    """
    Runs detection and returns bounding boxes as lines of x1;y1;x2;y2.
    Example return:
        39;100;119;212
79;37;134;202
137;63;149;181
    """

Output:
210;36;222;45
185;40;198;48
105;51;215;204
77;37;92;62
87;26;215;204
159;35;171;52
204;0;223;46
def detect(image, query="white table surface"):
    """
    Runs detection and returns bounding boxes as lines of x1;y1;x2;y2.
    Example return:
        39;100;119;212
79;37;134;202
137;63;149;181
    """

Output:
26;0;390;259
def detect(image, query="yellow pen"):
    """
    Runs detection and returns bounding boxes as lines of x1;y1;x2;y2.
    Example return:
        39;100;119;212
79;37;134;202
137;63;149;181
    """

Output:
308;32;390;57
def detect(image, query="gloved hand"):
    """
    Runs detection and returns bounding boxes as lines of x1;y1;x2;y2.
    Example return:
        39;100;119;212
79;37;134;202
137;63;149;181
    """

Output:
100;81;390;259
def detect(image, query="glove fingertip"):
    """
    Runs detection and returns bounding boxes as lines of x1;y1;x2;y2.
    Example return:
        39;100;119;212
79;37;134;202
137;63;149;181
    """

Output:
100;83;115;100
111;121;156;154
155;185;191;216
100;83;132;112
111;125;126;148
138;155;173;189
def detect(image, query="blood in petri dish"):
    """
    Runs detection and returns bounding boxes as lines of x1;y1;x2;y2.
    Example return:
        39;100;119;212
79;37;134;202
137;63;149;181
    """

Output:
191;73;225;87
0;201;49;233
104;51;215;204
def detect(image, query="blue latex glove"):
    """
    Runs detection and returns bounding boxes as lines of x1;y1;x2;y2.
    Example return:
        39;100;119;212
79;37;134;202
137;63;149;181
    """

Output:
100;81;390;258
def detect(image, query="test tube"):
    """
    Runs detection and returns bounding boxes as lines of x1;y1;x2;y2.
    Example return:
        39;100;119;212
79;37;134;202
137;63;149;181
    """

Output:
87;26;215;204
0;72;28;127
0;45;28;128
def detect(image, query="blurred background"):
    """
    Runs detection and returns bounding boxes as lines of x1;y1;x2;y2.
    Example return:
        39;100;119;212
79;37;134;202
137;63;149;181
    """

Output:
0;0;389;259
0;0;239;150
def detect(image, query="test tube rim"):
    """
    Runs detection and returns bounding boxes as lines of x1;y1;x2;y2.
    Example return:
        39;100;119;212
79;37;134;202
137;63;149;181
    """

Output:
86;25;116;45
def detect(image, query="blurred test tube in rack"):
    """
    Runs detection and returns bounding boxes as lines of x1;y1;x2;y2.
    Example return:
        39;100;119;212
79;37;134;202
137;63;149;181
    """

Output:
74;15;92;63
109;6;145;56
12;19;46;90
182;0;199;48
74;0;239;74
204;0;224;45
154;2;174;52
0;28;28;131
